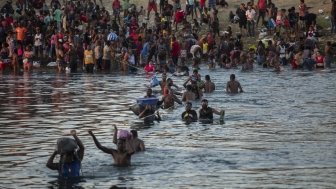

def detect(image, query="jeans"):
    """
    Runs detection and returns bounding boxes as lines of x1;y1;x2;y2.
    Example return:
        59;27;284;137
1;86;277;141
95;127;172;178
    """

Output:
247;20;255;37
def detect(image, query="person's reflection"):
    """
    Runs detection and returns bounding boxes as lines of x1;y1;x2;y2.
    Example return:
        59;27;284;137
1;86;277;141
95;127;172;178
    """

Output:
12;71;33;119
51;73;69;111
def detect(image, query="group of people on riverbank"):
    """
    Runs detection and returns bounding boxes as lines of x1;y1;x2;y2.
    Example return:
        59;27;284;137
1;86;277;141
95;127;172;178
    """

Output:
0;0;334;75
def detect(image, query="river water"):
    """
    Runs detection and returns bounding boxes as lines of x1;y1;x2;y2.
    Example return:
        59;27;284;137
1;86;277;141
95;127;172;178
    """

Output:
0;66;335;189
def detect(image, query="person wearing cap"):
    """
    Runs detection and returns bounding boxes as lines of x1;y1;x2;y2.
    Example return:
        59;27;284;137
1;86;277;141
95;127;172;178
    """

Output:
88;130;134;166
199;99;225;123
181;102;198;123
226;74;243;94
46;130;85;178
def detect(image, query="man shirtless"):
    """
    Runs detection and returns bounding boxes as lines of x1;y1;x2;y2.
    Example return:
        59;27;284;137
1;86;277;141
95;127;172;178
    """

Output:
226;74;243;94
204;75;215;93
113;125;145;152
182;85;196;102
161;89;182;109
88;131;134;166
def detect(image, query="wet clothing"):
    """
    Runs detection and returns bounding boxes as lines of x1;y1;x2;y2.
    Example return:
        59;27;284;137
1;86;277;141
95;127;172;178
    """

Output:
59;160;81;178
181;110;198;122
199;107;213;122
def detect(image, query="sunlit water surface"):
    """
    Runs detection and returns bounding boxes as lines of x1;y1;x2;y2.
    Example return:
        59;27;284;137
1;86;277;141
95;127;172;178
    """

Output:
0;66;335;189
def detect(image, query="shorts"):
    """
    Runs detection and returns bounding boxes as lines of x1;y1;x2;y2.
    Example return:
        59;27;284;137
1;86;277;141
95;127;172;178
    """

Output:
148;2;157;12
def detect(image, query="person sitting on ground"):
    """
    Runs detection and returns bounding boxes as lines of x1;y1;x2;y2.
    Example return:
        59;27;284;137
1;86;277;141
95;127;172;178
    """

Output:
181;101;198;123
199;99;225;123
182;84;196;102
88;131;134;166
46;130;85;179
112;125;145;152
226;74;243;94
204;75;215;93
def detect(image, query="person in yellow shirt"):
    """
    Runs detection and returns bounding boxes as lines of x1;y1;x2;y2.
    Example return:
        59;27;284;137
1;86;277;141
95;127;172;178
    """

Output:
84;45;94;73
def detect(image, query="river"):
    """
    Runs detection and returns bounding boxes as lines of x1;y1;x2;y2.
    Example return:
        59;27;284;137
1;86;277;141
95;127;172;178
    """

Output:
0;66;335;189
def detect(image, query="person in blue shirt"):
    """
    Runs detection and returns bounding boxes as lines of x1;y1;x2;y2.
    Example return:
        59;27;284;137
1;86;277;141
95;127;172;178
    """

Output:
46;130;85;179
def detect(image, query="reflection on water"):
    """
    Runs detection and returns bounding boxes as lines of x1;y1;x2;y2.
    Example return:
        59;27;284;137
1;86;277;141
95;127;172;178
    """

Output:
0;67;336;188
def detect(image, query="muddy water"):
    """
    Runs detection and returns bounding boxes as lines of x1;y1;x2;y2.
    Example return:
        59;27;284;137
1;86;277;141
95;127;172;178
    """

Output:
0;67;335;189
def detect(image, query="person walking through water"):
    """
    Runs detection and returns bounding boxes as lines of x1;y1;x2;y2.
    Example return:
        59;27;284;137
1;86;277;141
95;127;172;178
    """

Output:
113;125;145;152
226;74;243;93
88;131;134;166
46;130;85;179
199;99;225;123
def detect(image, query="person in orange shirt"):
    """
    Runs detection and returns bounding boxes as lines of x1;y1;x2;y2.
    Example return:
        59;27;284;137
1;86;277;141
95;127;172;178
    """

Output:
15;22;27;45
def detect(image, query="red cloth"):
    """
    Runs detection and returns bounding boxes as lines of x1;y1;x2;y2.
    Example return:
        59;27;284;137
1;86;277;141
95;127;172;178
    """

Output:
0;61;6;70
175;10;185;23
80;14;88;23
144;64;155;72
112;0;121;9
200;0;206;7
171;41;180;57
315;56;324;63
129;32;138;42
258;0;266;10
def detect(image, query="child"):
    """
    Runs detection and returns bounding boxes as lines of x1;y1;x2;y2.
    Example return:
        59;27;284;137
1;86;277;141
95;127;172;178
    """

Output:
144;61;155;73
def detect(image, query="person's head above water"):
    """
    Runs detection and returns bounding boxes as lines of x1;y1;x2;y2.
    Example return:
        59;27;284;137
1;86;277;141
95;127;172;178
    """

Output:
205;75;211;81
201;99;208;108
117;139;126;152
185;101;192;110
130;130;138;138
146;88;153;96
230;74;235;81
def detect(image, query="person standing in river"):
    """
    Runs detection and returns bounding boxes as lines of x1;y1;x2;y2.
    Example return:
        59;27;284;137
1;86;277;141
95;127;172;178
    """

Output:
112;125;145;152
46;130;85;178
199;99;225;123
89;131;134;166
226;74;243;94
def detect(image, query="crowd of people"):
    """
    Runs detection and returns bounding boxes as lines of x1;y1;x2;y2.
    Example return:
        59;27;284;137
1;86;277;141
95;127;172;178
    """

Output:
3;0;330;182
0;0;334;75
